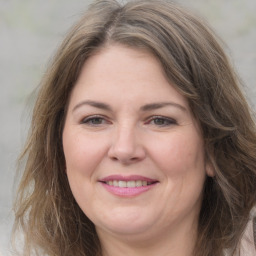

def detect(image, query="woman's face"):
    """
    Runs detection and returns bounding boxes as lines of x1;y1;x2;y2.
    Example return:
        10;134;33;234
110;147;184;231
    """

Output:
63;44;213;243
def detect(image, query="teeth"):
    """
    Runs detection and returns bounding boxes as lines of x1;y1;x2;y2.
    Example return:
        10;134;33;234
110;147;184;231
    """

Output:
136;180;142;187
127;181;135;187
105;180;153;187
118;181;126;188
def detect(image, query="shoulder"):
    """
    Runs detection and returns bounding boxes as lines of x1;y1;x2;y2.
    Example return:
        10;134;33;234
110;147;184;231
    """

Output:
237;206;256;256
224;206;256;256
252;206;256;249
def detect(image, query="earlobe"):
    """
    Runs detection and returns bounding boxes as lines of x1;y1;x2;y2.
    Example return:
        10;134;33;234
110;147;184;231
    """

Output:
204;149;215;177
206;162;215;177
204;150;215;177
205;153;215;177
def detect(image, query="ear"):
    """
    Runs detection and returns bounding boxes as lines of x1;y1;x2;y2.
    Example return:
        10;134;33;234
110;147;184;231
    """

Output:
205;161;215;177
205;151;215;177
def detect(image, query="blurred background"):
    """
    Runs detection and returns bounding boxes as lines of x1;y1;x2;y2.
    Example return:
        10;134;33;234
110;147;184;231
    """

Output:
0;0;255;255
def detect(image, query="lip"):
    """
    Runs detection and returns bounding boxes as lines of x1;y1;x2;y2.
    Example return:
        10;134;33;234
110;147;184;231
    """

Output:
99;175;157;182
99;175;159;197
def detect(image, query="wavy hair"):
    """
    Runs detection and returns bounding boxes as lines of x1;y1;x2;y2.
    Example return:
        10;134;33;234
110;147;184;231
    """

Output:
13;0;256;255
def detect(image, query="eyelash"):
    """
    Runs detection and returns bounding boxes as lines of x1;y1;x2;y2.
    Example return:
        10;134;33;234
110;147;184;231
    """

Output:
80;115;177;127
145;116;177;127
81;115;110;126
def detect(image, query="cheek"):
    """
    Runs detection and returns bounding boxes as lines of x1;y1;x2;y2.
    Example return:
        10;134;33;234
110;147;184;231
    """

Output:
150;131;206;176
62;128;107;178
62;129;108;214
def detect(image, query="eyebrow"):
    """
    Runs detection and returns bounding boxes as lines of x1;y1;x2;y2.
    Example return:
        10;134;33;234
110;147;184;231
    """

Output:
140;102;186;112
72;100;112;112
72;100;186;112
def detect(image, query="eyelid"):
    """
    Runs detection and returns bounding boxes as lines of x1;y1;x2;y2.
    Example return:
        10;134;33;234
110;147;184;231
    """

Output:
80;114;111;125
144;115;177;126
80;114;177;126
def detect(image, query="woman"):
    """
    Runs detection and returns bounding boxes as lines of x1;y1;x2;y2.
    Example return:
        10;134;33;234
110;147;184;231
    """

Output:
13;0;256;255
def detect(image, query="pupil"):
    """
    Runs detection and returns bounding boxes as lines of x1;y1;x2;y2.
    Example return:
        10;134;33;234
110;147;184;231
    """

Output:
154;118;164;125
92;118;102;124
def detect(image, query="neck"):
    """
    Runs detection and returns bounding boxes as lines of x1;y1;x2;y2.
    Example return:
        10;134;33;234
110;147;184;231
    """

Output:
97;221;197;256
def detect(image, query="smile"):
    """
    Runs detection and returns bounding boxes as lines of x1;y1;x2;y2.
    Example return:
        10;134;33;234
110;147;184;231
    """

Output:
103;180;155;187
99;175;159;197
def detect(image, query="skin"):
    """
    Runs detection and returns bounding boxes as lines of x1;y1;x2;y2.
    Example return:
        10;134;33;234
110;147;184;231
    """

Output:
62;44;214;256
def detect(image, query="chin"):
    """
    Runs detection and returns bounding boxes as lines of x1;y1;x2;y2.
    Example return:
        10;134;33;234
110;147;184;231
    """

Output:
94;209;155;236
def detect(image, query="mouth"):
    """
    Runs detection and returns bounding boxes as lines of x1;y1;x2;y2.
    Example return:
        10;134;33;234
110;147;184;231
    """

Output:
99;175;159;197
101;180;157;188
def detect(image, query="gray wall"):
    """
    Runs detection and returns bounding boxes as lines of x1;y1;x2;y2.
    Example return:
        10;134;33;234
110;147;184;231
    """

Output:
0;0;255;255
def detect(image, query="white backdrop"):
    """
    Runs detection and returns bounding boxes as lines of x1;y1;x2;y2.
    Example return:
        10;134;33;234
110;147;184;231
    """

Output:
0;0;255;255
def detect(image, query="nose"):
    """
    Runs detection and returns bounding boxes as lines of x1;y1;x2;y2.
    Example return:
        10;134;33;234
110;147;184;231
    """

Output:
108;125;146;165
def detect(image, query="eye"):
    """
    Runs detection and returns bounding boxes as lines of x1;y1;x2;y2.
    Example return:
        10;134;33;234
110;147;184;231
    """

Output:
145;116;177;127
81;115;110;126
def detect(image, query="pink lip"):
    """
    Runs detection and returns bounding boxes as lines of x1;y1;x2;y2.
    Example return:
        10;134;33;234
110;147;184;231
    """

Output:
99;175;159;197
99;175;157;182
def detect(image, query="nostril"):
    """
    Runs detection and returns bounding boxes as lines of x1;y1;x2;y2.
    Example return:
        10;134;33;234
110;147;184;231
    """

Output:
109;153;142;165
111;156;119;161
107;137;146;164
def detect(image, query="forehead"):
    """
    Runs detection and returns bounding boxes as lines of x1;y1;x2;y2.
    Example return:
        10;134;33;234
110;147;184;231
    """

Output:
69;44;188;108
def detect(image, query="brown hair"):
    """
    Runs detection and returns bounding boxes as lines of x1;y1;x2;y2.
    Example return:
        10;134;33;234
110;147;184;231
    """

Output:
13;0;256;255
